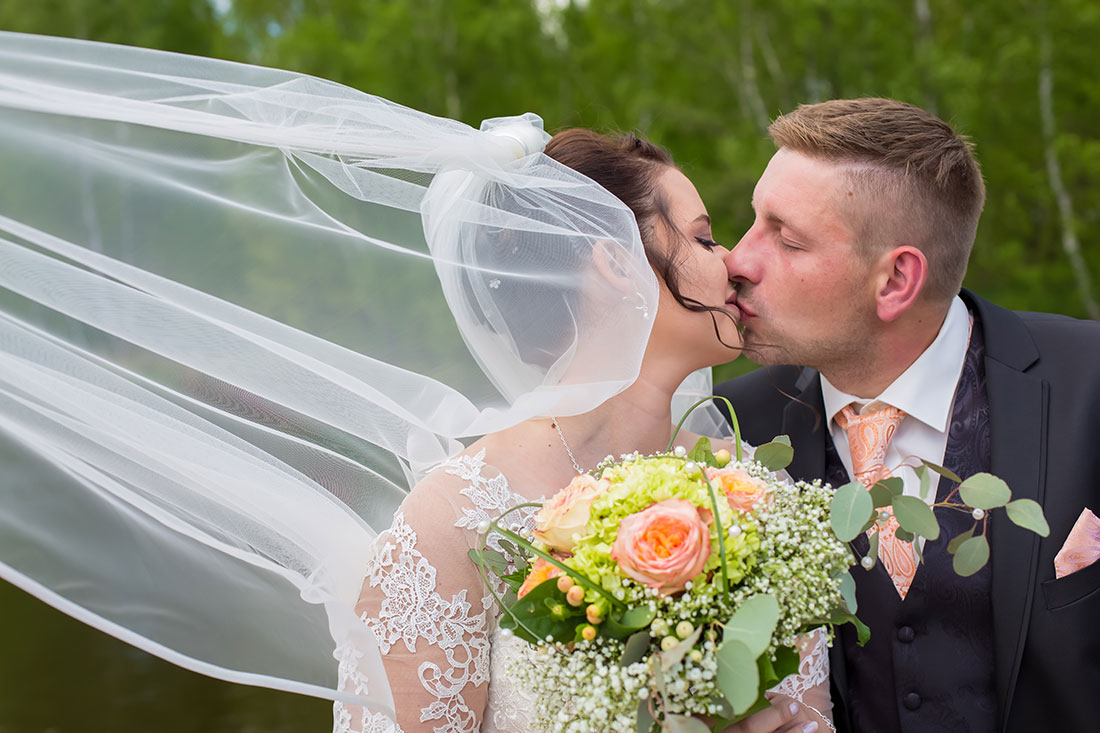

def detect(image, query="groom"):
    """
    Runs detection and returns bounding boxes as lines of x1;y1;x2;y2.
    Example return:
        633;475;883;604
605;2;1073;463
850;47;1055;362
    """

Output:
716;98;1100;732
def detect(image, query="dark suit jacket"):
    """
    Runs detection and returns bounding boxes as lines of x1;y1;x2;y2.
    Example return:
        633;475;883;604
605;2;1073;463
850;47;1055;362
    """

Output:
715;289;1100;732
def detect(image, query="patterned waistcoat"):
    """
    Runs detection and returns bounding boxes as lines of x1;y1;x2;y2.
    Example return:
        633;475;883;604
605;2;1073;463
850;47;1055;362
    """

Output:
829;313;997;733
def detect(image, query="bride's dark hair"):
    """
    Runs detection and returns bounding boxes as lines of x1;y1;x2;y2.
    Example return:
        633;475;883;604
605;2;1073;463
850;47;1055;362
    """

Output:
545;129;738;346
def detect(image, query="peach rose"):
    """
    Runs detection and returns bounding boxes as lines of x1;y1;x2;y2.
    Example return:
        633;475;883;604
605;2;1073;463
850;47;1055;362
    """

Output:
610;498;712;595
705;466;770;512
517;556;563;599
534;474;609;552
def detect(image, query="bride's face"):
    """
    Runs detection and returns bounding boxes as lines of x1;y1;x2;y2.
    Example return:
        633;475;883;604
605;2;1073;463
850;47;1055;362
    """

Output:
649;168;741;366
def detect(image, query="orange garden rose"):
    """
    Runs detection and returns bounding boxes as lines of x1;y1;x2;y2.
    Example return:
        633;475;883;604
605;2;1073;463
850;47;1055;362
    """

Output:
705;466;770;512
610;498;712;595
534;474;609;552
517;556;564;599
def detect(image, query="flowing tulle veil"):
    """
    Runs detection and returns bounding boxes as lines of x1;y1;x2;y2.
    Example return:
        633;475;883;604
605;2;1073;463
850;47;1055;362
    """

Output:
0;32;728;720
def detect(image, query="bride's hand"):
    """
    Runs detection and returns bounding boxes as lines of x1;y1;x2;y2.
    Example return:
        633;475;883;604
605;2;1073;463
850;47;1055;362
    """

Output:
711;694;823;733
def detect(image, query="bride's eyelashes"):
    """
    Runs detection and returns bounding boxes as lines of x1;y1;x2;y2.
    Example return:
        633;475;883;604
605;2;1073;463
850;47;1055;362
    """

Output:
695;236;724;250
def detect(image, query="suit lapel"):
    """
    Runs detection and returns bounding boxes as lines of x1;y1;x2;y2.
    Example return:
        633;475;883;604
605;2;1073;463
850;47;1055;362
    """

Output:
965;291;1047;731
782;368;826;484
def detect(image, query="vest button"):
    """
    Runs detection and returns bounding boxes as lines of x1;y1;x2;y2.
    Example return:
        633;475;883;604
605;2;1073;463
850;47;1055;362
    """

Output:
896;625;915;643
903;692;922;710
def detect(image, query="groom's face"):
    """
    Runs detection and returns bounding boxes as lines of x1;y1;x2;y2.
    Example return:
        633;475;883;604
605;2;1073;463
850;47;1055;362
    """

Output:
725;149;879;368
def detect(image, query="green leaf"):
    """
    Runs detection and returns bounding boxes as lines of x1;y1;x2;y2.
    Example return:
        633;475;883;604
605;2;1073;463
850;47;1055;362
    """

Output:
1005;498;1050;537
894;527;914;543
921;459;962;484
771;645;800;682
658;627;701;671
620;630;652;667
715;639;759;715
877;476;904;496
468;547;510;578
953;535;990;576
498;577;582;643
605;604;658;639
916;465;934;501
722;594;779;658
958;473;1011;509
946;526;975;555
892;495;940;540
688;436;716;466
913;536;924;565
838;570;858;614
636;698;656;733
663;714;710;732
868;483;894;509
866;530;880;567
753;438;793;471
829;608;870;646
831;481;874;542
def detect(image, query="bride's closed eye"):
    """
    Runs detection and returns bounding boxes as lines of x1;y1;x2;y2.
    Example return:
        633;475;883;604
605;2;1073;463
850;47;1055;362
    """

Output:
695;236;724;250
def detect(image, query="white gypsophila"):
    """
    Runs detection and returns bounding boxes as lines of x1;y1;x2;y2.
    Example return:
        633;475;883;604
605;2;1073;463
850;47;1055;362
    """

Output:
729;476;850;653
507;639;648;732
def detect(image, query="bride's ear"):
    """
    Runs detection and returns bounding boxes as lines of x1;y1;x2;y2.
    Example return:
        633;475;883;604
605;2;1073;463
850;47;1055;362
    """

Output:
591;239;642;296
874;245;928;322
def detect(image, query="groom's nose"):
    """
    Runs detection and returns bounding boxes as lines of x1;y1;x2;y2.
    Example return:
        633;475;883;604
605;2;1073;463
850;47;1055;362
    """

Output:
724;229;763;285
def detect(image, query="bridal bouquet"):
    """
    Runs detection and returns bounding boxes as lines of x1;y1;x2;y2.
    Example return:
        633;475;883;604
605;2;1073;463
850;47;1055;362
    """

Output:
471;414;859;732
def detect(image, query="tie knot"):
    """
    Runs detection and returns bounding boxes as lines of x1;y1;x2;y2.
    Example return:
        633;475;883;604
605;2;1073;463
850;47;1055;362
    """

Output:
835;402;906;489
835;402;905;433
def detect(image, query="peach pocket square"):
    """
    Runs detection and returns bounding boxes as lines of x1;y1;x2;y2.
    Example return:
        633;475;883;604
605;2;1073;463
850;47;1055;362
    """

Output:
1054;508;1100;579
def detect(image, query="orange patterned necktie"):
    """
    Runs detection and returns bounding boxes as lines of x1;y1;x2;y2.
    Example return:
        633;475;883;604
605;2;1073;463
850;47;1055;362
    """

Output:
835;403;917;600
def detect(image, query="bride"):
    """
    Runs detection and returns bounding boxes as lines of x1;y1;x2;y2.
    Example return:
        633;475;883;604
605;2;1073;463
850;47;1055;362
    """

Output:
0;33;829;732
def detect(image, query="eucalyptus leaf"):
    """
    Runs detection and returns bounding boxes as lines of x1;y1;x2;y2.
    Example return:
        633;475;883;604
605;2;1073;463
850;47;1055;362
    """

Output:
869;483;894;509
1005;498;1051;537
953;535;990;576
468;547;510;578
831;481;874;542
894;527;914;543
866;530;880;566
636;699;656;733
959;473;1011;509
621;630;652;667
663;714;711;732
876;476;904;496
722;594;779;658
754;439;794;472
893;495;940;540
829;608;870;646
838;570;857;614
921;459;962;484
946;526;975;555
917;465;934;501
715;639;759;715
913;536;924;565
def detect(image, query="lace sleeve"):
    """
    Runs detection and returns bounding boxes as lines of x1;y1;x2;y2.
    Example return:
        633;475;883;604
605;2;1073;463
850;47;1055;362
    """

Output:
335;450;523;733
769;629;833;722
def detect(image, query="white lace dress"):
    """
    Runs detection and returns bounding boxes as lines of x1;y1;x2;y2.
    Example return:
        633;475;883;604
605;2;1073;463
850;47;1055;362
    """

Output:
334;449;831;733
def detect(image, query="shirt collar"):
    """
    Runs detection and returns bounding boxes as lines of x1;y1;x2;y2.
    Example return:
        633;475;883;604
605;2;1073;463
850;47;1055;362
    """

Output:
821;296;970;434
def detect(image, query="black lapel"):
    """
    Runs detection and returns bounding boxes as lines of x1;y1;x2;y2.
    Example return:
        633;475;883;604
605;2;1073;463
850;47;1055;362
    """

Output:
963;291;1047;731
781;367;826;484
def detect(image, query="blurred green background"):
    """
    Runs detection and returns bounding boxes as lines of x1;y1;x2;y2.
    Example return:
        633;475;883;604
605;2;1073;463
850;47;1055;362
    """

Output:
1;0;1097;730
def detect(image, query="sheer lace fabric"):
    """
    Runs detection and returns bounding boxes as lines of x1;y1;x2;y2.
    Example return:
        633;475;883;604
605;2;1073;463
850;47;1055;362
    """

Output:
337;450;831;732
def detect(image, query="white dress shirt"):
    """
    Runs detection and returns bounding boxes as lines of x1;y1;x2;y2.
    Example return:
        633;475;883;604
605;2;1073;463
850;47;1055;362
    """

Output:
821;296;971;523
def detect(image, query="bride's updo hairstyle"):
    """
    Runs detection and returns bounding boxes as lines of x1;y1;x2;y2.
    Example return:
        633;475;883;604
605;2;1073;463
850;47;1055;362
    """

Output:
545;129;737;341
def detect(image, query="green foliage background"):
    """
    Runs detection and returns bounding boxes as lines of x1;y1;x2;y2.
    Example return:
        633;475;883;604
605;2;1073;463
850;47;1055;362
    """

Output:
0;1;1097;729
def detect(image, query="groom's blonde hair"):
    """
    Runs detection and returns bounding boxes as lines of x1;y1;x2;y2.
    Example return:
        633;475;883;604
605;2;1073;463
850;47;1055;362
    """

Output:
768;98;985;302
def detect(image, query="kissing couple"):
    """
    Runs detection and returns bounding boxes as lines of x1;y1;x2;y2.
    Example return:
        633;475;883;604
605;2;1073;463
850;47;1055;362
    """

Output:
0;32;1097;733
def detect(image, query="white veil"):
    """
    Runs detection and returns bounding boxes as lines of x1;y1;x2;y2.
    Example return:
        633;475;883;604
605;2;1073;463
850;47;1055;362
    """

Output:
0;31;726;717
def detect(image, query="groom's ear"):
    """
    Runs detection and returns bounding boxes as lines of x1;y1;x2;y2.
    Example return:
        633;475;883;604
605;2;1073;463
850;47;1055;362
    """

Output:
874;245;928;323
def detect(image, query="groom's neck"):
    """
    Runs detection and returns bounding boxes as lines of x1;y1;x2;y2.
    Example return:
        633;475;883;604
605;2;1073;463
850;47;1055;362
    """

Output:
819;302;950;399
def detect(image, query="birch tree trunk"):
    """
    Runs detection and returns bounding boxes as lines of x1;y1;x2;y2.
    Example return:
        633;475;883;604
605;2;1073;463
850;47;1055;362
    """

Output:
1037;7;1100;319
